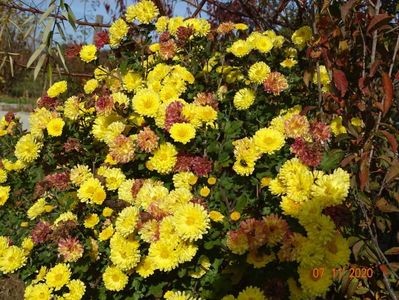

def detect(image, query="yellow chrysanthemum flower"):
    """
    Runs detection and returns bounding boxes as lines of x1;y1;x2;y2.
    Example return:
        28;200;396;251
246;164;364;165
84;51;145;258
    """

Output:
147;143;177;174
46;117;65;137
155;16;169;33
280;58;298;68
103;266;128;291
248;62;271;84
45;263;71;291
233;88;255;110
70;164;92;186
237;286;266;300
110;233;141;270
0;245;27;273
24;283;52;300
228;39;251;57
136;256;156;278
0;185;10;206
209;210;224;222
172;203;210;241
291;26;312;49
132;88;161;117
148;239;179;271
125;0;159;24
63;279;86;300
253;127;285;154
77;178;106;205
27;197;47;220
84;79;98;94
330;116;347;136
14;134;42;163
123;72;142;92
84;214;99;229
79;44;97;63
47;80;67;98
109;18;128;47
115;206;139;237
169;122;196;144
298;265;333;298
99;225;114;241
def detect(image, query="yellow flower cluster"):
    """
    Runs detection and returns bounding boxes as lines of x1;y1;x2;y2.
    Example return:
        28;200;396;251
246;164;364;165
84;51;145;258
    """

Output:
232;125;286;176
270;158;351;297
25;263;85;300
222;286;266;300
47;80;67;98
155;16;211;37
0;236;28;274
228;30;284;58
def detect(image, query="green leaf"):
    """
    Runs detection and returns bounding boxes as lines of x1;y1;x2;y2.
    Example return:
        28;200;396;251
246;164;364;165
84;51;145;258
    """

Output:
64;4;77;30
320;149;345;171
34;54;46;80
27;44;46;68
147;282;167;297
38;3;56;25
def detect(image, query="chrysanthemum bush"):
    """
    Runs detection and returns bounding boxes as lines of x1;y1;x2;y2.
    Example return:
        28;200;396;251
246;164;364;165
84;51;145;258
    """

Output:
0;1;367;299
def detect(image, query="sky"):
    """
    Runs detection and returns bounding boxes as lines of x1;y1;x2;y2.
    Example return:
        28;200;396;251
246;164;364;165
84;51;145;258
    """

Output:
27;0;203;43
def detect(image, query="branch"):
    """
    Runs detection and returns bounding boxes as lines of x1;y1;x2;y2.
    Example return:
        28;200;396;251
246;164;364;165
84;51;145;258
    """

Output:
152;0;168;17
13;60;92;78
190;0;207;18
0;2;111;28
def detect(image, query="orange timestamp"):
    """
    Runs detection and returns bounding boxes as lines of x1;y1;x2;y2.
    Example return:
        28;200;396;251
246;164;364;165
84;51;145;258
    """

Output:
311;266;374;279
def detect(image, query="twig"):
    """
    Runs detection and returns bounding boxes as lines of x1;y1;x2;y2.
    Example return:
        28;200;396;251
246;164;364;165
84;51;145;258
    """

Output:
13;60;92;78
0;2;111;28
180;0;216;18
389;33;399;77
359;26;367;78
190;0;207;18
312;2;323;115
152;0;168;17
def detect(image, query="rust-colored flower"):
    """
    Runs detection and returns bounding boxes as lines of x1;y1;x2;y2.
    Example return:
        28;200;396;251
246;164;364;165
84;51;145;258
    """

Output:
44;172;70;191
176;26;194;45
31;221;52;244
263;72;289;95
164;101;186;131
136;127;159;153
63;137;82;153
131;179;145;198
191;156;213;177
38;95;58;110
217;22;235;34
58;236;84;262
193;92;219;110
95;95;114;115
160;40;177;60
310;121;331;143
284;114;310;139
109;134;135;163
94;30;109;49
291;138;323;167
65;43;82;59
263;214;289;246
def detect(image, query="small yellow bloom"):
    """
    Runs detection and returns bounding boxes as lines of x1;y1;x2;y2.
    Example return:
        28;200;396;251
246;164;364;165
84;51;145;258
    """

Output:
47;81;67;98
84;214;99;229
209;210;224;222
46;118;65;137
280;58;298;68
207;177;217;185
230;211;241;221
188;175;198;185
234;23;248;30
44;205;54;213
260;177;272;188
80;44;97;63
103;207;114;217
99;225;114;241
350;117;363;128
20;222;29;228
199;186;210;197
149;43;160;52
